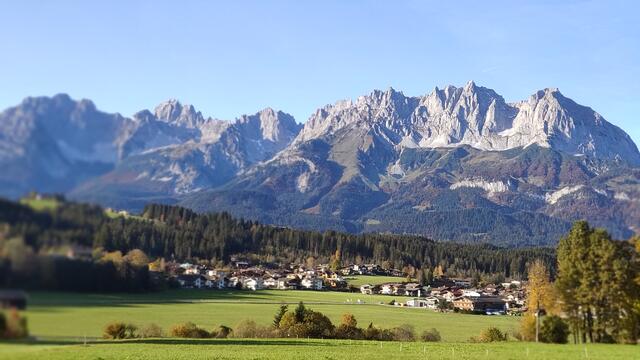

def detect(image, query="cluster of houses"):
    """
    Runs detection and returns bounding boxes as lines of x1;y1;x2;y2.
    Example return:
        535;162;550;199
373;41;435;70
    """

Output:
163;260;526;316
368;280;526;315
170;261;348;291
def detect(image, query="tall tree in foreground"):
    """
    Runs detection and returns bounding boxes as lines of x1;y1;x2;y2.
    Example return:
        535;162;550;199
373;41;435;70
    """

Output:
556;221;639;343
521;259;557;342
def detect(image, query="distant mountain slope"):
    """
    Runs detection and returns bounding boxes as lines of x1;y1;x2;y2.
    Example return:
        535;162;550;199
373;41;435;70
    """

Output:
1;82;638;246
70;106;301;210
181;83;640;245
0;94;133;197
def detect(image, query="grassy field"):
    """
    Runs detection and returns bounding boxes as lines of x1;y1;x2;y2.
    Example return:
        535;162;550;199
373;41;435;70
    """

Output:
19;197;61;211
4;290;637;359
344;275;409;287
0;338;636;360
24;289;517;342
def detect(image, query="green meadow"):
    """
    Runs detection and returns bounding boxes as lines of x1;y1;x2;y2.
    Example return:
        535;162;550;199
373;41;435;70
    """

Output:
24;290;516;342
1;339;636;360
2;290;635;360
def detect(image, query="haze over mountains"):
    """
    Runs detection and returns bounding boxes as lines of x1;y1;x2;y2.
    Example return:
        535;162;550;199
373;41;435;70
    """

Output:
2;82;639;246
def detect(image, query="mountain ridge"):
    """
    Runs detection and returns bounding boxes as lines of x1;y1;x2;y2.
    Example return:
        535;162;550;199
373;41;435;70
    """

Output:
1;82;638;246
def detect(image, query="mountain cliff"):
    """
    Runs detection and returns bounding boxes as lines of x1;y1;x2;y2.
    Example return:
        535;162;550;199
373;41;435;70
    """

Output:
1;83;638;245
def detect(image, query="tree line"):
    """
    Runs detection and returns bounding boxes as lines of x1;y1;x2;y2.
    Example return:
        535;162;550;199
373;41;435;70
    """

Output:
0;198;555;286
521;221;639;344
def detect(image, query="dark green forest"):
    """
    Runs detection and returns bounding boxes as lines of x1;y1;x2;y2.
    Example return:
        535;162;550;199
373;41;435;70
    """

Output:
0;197;555;291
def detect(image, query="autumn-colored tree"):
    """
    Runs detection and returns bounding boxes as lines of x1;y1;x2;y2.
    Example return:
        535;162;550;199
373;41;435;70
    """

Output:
521;259;557;342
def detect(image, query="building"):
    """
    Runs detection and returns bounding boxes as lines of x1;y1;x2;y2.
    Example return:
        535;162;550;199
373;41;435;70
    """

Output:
0;290;28;310
176;274;206;288
405;298;429;308
301;277;323;290
453;296;506;314
243;277;264;291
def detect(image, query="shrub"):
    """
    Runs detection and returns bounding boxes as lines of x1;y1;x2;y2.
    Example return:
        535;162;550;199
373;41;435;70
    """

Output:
391;324;415;341
140;323;164;338
518;314;536;341
233;319;273;338
170;322;210;338
2;310;28;339
103;322;126;339
474;327;507;342
212;325;232;339
421;328;441;342
233;319;259;338
334;313;363;340
540;316;569;344
335;324;364;340
363;323;380;340
278;312;297;331
124;324;138;339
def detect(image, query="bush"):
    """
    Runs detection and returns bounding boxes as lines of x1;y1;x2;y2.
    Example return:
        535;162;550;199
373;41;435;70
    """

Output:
212;325;232;339
334;313;363;340
233;319;275;338
363;323;381;340
518;314;536;341
2;310;28;339
421;328;441;342
233;319;258;338
103;322;138;339
140;323;164;338
391;324;415;341
473;327;507;342
278;306;334;339
540;316;569;344
170;322;210;338
335;324;364;339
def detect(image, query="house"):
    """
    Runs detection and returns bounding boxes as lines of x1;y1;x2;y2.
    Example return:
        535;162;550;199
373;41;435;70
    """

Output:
424;296;440;309
204;275;225;289
404;283;423;297
0;290;28;310
176;274;206;288
462;289;481;297
405;298;429;308
381;283;403;295
263;277;278;288
276;278;295;290
243;277;264;291
453;296;506;314
301;277;323;290
452;278;472;288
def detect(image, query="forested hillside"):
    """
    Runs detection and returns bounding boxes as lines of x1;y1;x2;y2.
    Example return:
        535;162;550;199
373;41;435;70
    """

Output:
0;197;554;281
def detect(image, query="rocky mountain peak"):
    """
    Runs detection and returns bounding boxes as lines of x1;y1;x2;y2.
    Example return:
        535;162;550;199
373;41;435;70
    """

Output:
154;99;205;128
294;82;639;165
236;108;300;143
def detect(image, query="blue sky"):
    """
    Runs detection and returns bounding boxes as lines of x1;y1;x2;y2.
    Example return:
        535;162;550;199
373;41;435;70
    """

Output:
1;1;638;143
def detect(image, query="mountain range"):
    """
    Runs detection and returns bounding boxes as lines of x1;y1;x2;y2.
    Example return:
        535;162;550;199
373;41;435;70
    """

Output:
2;81;638;246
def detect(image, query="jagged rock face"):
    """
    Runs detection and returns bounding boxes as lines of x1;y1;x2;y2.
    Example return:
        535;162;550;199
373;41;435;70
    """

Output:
1;83;639;245
182;82;640;245
70;106;302;206
0;94;132;196
298;81;640;165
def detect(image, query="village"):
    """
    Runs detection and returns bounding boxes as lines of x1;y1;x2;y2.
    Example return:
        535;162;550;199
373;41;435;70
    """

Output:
165;259;527;316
